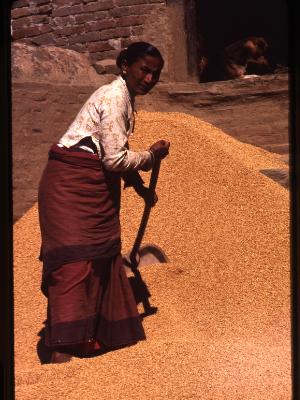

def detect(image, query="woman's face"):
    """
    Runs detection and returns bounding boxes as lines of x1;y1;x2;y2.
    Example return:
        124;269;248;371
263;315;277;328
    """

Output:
122;55;163;97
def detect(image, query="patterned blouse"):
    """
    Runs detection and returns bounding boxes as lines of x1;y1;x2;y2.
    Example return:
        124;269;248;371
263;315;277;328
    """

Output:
58;76;153;172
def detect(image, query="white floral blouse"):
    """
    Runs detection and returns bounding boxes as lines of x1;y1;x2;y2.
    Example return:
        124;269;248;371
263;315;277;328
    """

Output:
58;76;152;172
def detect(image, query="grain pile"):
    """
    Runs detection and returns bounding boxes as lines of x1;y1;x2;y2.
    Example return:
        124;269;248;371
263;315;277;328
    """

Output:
14;111;290;399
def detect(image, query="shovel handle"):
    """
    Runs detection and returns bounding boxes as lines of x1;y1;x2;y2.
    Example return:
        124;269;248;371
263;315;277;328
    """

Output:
148;158;161;193
130;159;161;260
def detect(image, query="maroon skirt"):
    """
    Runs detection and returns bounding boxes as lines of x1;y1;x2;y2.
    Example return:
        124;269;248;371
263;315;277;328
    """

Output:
38;144;145;347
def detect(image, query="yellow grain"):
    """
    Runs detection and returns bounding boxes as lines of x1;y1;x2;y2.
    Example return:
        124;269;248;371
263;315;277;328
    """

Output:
14;111;290;399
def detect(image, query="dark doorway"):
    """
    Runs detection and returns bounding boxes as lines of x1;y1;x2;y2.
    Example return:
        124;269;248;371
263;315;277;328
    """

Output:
185;0;288;81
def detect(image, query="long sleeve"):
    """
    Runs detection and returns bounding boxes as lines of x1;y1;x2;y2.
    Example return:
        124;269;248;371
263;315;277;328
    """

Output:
97;93;153;172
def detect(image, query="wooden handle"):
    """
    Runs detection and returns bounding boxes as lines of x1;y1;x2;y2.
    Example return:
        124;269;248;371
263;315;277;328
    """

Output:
130;159;162;260
148;159;161;192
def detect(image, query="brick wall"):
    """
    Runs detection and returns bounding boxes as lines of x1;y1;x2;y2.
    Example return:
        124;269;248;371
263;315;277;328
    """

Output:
11;0;168;66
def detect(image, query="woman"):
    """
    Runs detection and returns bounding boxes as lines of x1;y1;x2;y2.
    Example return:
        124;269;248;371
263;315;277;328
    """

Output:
38;42;170;363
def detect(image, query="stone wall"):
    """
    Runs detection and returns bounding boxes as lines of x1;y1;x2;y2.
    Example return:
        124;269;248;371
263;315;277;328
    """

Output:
11;0;170;75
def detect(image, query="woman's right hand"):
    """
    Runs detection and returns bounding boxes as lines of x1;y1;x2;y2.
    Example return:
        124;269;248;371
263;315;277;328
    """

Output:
149;140;170;160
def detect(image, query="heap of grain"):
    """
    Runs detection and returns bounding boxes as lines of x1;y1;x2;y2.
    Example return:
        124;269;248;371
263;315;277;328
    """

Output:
13;112;290;400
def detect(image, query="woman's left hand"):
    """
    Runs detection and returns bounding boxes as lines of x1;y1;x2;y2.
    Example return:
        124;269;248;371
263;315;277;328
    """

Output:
135;185;158;207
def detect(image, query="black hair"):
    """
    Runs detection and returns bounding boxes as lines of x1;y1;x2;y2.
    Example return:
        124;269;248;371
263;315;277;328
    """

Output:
116;41;164;69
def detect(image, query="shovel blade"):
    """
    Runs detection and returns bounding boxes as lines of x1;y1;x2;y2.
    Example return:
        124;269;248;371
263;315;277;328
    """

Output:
138;244;169;267
123;244;169;271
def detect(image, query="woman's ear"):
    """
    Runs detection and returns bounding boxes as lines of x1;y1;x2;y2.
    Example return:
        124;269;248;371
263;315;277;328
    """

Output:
121;60;128;76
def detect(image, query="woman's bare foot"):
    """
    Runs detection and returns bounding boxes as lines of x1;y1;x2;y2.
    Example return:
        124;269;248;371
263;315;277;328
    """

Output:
50;340;102;361
80;340;101;354
50;351;72;363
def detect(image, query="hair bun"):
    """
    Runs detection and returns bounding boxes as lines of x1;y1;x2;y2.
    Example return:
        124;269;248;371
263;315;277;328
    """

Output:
116;48;128;68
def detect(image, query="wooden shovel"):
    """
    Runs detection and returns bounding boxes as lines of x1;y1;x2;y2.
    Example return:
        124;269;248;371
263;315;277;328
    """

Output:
123;159;169;316
123;159;169;272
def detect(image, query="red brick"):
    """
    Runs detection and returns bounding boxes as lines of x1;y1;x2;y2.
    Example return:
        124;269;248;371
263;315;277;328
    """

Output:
39;24;53;34
69;31;101;44
33;5;53;15
53;36;69;46
87;42;114;53
55;26;74;37
99;28;115;41
148;0;163;2
116;0;148;5
54;0;82;5
30;15;50;24
30;33;55;45
86;25;131;40
17;38;34;45
13;27;36;40
117;15;145;27
83;0;114;13
54;0;72;6
95;10;111;19
85;19;116;32
11;0;30;8
53;15;76;27
131;25;144;36
114;26;131;37
52;4;84;17
13;24;52;40
11;7;32;19
74;11;108;24
68;43;87;52
110;4;153;18
73;13;93;24
34;0;51;5
11;16;31;29
71;25;86;35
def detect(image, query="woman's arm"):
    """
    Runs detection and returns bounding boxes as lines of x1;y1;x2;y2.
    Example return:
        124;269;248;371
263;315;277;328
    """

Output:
97;95;153;172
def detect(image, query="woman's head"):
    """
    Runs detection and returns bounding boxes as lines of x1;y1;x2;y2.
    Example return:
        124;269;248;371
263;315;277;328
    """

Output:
116;42;164;97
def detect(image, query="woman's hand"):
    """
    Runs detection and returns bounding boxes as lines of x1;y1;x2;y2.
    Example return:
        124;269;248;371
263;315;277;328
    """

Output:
134;185;158;207
149;140;170;160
